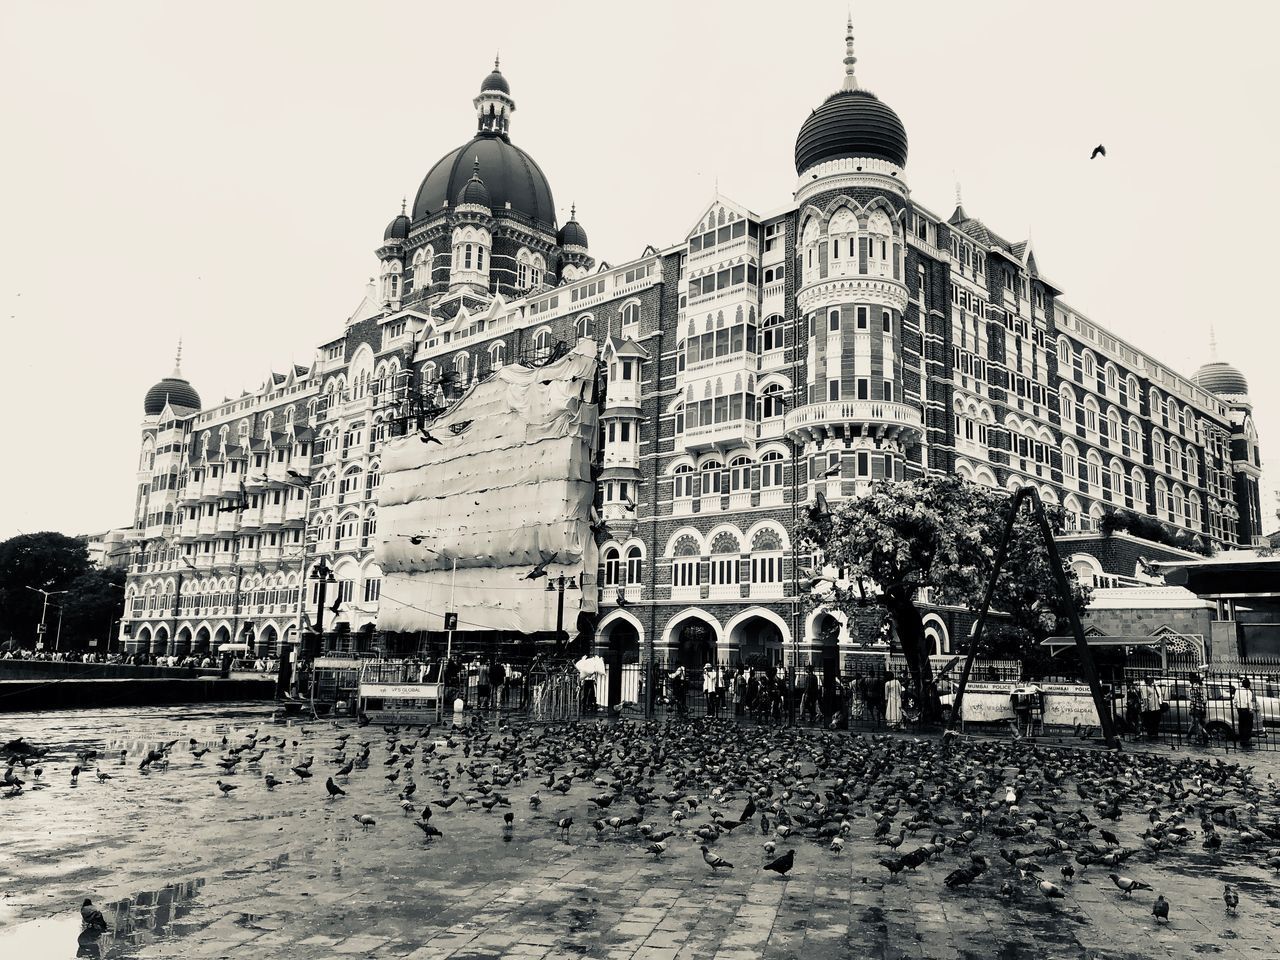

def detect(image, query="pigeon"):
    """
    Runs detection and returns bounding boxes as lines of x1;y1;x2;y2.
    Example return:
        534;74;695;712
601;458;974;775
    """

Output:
1152;894;1169;923
80;899;109;930
944;863;984;889
763;849;795;878
264;774;281;789
325;777;346;798
523;556;553;580
1108;874;1153;898
701;846;733;872
70;765;81;784
95;769;111;783
216;780;238;796
557;817;573;839
414;820;443;839
646;841;667;857
291;765;313;780
352;814;376;831
1090;144;1106;159
1223;884;1238;915
1038;880;1067;900
336;760;353;777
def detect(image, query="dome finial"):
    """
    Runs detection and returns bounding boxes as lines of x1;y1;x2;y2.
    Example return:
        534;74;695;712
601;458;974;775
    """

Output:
1209;325;1219;362
570;202;576;220
955;180;962;207
494;52;500;71
842;12;858;91
172;338;184;378
400;196;406;215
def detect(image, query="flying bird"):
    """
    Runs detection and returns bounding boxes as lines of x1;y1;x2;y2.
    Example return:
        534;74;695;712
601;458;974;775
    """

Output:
419;430;442;445
822;463;842;479
1090;144;1106;159
523;555;553;580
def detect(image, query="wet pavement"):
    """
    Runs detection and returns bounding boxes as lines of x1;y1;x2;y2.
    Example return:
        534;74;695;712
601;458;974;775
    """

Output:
1;703;1278;959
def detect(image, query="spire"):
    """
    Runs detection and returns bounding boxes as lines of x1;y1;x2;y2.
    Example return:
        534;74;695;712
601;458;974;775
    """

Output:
570;203;576;220
172;339;184;379
955;181;962;207
400;196;406;215
842;13;858;91
494;53;500;71
1209;325;1219;362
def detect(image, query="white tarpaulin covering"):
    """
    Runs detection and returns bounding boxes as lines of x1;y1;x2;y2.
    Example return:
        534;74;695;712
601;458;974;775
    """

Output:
375;340;599;634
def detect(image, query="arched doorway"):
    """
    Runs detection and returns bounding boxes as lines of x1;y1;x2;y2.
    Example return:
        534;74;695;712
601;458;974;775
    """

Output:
214;625;231;652
732;617;785;668
136;626;152;656
602;618;640;707
677;620;716;670
259;625;278;658
153;626;170;656
355;624;375;655
193;626;211;655
174;627;192;658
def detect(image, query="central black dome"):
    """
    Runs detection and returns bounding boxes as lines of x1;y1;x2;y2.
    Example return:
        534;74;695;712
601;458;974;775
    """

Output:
412;135;556;230
795;89;908;174
144;376;201;416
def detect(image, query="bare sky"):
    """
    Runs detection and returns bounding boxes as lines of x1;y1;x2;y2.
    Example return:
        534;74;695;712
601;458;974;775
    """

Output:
2;1;1277;539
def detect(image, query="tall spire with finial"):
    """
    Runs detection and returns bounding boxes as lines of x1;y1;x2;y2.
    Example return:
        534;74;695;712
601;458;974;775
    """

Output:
842;13;858;91
172;339;184;378
1209;325;1219;362
570;203;576;220
400;196;406;215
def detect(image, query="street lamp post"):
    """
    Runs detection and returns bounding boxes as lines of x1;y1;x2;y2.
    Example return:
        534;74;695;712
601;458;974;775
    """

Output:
310;558;336;654
25;586;68;651
545;575;579;656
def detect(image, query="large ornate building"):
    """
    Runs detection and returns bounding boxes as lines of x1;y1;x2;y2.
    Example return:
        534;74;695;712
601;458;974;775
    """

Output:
121;25;1264;672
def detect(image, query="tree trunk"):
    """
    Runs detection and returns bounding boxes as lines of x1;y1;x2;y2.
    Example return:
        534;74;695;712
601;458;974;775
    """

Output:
884;591;942;722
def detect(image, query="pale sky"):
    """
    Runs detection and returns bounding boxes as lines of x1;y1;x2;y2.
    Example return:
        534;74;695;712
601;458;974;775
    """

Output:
2;1;1277;539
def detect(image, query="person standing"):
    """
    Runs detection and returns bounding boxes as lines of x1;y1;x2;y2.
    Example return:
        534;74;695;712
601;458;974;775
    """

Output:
801;665;820;724
1187;673;1209;745
669;664;687;716
490;659;506;712
732;668;746;717
1234;678;1258;749
703;663;718;717
884;671;903;730
1139;677;1163;742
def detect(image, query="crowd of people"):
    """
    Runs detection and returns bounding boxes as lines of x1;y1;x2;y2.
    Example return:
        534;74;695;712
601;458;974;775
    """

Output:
657;662;912;730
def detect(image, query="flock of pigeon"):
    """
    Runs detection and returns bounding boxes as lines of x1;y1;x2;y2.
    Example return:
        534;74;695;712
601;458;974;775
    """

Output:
4;713;1278;940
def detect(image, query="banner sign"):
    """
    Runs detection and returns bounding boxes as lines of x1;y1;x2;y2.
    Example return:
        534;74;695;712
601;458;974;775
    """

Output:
361;683;443;700
958;682;1015;722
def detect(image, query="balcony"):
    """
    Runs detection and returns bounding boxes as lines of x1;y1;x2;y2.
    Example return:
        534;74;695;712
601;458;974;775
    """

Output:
197;515;218;538
681;418;756;454
261;504;287;528
285;497;308;522
215;511;240;534
602;442;640;471
605;380;640;413
600;584;644;607
756;416;785;441
784;400;923;444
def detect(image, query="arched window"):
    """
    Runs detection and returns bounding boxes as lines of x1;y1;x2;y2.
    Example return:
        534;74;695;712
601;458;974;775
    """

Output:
700;459;723;496
621;303;640;329
603;547;621;586
489;341;505;370
749;527;784;586
728;456;752;492
533;328;552;359
759;451;784;488
1057;338;1073;366
454;352;469;383
759;383;786;420
625;546;642;585
709;531;740;585
672;463;695;498
1131;467;1147;508
1059;385;1076;427
671;534;701;589
762;314;785;352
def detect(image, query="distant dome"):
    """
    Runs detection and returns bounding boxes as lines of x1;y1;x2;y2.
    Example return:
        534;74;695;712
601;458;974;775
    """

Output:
558;207;588;248
413;135;555;229
480;68;510;94
144;376;200;416
383;212;410;241
1193;361;1249;397
795;88;908;174
455;162;492;208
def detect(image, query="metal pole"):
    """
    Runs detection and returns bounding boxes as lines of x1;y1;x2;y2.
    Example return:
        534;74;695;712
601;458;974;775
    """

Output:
446;556;457;662
38;592;49;648
54;606;64;652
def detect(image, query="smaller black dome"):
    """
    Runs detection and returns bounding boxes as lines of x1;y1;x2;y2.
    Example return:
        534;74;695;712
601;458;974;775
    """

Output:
144;377;201;416
1193;362;1249;397
558;207;588;248
795;88;908;173
456;163;492;209
480;68;510;95
384;212;410;241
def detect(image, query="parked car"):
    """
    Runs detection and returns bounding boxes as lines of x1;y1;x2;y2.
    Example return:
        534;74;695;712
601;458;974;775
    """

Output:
1116;677;1278;742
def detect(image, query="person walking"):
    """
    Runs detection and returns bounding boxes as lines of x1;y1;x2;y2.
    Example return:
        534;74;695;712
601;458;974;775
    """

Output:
669;664;687;716
1139;677;1164;742
801;665;821;725
1187;673;1210;745
1234;678;1258;749
884;672;903;730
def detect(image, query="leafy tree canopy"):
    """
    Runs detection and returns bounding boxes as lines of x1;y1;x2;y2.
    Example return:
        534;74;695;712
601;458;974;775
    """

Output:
0;532;94;648
795;475;1090;706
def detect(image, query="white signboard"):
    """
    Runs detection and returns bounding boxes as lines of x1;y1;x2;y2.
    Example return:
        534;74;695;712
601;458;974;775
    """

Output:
1040;683;1102;726
361;682;443;700
958;682;1016;722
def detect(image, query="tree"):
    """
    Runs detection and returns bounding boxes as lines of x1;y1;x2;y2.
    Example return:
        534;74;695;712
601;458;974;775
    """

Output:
795;474;1090;719
0;532;93;649
59;567;127;649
